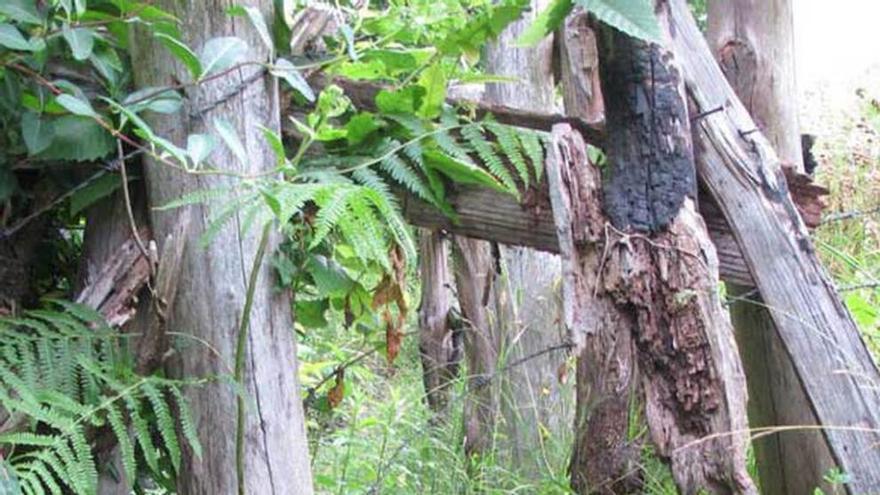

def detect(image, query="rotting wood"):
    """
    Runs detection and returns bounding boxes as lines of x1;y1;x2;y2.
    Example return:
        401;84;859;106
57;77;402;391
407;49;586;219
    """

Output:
135;211;191;374
399;175;825;286
666;0;880;490
75;226;153;328
569;12;756;490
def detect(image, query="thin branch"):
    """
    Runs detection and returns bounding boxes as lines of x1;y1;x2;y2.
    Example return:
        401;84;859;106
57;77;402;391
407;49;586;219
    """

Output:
821;206;880;224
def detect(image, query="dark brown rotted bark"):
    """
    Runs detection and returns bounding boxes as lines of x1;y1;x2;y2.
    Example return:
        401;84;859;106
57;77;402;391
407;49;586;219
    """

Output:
562;7;756;492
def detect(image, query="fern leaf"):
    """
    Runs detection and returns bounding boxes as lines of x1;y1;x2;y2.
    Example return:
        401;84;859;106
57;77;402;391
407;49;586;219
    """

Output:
361;188;417;263
377;141;435;205
170;386;202;460
142;382;182;473
310;186;355;249
30;461;62;495
70;429;97;494
432;130;472;163
105;403;137;484
517;128;545;182
487;122;530;187
462;124;518;196
125;394;160;473
0;433;59;447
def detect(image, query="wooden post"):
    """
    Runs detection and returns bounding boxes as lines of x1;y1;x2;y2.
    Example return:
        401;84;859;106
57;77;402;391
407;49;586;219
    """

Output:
418;230;460;412
666;0;880;491
483;0;572;474
130;1;314;493
707;1;837;493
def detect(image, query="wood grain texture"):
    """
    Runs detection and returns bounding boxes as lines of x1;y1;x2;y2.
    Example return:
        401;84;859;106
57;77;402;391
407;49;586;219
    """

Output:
668;0;880;490
483;2;572;474
706;1;837;493
130;1;313;493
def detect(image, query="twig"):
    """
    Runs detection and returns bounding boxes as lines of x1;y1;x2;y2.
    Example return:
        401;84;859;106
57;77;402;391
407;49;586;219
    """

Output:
0;169;108;240
839;281;880;292
821;206;880;224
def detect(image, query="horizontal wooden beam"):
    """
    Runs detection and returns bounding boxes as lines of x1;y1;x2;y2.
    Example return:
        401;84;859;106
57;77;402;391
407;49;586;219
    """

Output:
399;179;773;286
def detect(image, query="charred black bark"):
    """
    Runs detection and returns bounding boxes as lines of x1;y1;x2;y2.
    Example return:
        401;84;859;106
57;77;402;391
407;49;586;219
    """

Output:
596;31;695;233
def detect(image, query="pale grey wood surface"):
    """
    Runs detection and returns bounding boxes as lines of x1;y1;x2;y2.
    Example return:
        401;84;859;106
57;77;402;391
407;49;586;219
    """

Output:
706;1;837;492
130;1;314;493
668;0;880;490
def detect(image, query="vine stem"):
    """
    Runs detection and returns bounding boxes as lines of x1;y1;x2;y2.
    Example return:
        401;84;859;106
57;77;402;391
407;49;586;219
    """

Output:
234;222;272;495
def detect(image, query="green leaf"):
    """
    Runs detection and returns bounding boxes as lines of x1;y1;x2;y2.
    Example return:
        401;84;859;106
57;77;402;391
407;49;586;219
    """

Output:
62;26;95;61
155;32;202;79
375;86;425;115
271;58;314;102
213;118;247;164
417;64;446;119
295;299;329;328
0;0;42;24
229;5;274;53
199;36;248;78
345;113;379;145
0;23;37;51
20;112;54;155
56;94;99;118
846;293;879;329
186;133;217;167
332;60;389;81
576;0;661;42
69;172;123;216
259;125;286;167
516;0;574;47
35;116;114;162
306;254;355;296
424;149;508;193
123;87;183;114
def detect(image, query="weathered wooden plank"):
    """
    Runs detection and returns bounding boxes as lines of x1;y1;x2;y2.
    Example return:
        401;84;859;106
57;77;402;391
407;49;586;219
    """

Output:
667;0;880;490
706;1;838;493
400;177;832;287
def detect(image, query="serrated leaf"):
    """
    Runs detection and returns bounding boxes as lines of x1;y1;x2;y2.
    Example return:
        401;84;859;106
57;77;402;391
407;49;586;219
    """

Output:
56;94;98;118
62;26;94;61
0;23;37;51
186;133;217;167
69;172;123;216
36;116;113;162
20;112;53;155
0;0;42;24
577;0;661;42
123;87;183;114
259;125;286;167
516;0;574;47
213;118;247;164
271;58;314;102
199;36;248;78
155;32;202;79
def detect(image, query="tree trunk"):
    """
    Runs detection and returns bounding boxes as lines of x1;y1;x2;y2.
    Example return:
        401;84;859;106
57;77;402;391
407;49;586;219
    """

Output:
706;2;837;493
482;0;572;475
666;0;880;491
563;6;757;491
130;2;313;493
418;230;460;412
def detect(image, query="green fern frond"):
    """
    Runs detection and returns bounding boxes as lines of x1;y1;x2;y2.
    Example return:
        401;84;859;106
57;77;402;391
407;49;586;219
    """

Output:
106;403;137;483
170;386;202;460
378;143;435;205
517;128;545;182
142;382;182;473
462;124;518;195
310;186;356;249
486;122;530;187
